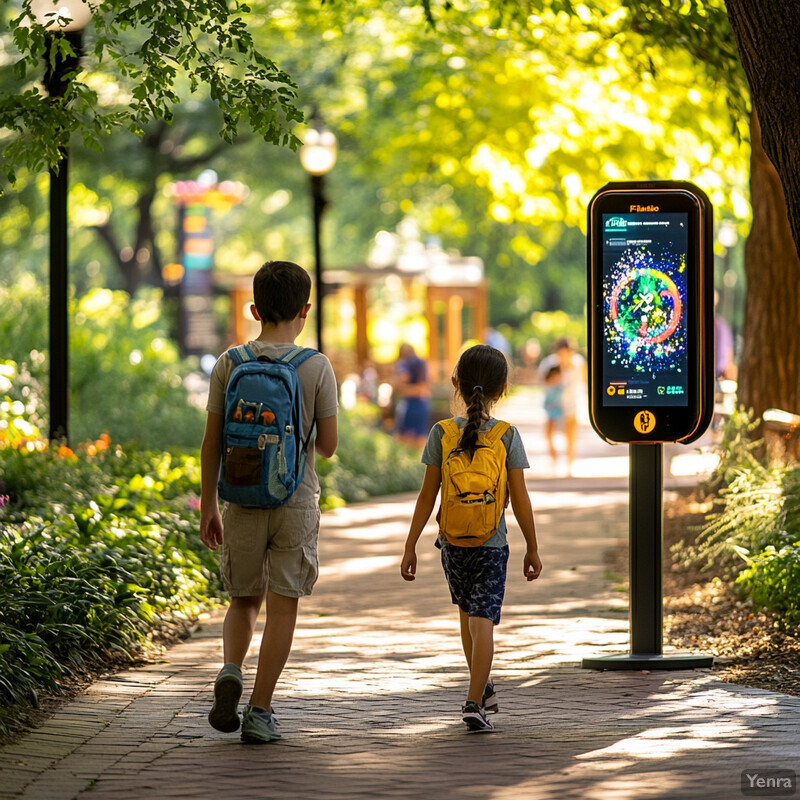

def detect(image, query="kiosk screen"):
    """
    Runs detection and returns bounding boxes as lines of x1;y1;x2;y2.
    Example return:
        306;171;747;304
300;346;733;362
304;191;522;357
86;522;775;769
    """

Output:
601;212;689;408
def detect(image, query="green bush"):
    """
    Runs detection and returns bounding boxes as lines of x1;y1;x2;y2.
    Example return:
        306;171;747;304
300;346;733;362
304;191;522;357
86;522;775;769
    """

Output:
691;410;800;621
317;407;425;509
0;282;205;448
0;401;426;735
737;542;800;624
0;443;217;736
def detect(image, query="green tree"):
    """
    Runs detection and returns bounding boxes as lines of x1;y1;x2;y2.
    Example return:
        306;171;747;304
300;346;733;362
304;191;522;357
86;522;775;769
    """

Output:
3;0;771;398
615;0;800;419
0;0;302;188
258;1;747;332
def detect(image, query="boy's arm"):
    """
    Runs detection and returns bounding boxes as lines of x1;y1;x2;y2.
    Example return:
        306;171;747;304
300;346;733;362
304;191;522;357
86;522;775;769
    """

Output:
315;414;338;458
200;411;224;550
400;465;441;581
508;468;543;581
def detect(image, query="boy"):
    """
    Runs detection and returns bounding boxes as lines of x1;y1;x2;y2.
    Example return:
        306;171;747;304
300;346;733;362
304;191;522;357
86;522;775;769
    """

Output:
200;260;339;743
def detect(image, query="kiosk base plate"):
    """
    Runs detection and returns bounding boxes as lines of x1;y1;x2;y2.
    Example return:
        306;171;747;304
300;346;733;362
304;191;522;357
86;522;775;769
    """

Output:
581;652;714;671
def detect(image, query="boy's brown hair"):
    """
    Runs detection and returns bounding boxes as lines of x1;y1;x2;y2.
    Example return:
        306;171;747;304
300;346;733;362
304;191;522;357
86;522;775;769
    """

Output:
253;261;312;325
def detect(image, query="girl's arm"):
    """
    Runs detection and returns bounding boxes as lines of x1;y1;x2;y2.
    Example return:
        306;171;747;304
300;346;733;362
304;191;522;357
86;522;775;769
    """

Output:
508;468;543;581
400;465;441;581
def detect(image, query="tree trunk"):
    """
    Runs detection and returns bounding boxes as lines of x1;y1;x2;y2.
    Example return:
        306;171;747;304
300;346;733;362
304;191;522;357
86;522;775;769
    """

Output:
738;110;800;417
725;0;800;258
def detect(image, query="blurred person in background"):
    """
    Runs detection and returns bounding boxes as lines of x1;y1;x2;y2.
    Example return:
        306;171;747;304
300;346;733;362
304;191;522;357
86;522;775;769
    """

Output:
538;338;585;475
393;343;431;449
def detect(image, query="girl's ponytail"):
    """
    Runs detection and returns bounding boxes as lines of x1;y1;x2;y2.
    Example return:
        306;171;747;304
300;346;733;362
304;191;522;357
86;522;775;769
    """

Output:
453;345;508;456
460;386;486;454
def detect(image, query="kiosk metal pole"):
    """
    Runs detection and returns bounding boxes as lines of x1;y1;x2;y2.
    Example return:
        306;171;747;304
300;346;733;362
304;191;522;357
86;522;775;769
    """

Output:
582;443;713;670
630;442;663;655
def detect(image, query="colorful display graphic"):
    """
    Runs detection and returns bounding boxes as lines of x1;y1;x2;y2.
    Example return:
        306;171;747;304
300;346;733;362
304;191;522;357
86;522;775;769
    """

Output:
601;213;689;407
605;255;686;367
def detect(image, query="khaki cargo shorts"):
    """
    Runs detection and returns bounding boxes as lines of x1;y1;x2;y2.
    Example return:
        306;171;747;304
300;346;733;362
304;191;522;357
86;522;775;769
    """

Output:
219;503;321;598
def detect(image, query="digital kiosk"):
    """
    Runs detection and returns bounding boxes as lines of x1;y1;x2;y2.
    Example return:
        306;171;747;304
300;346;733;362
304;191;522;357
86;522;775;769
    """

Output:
582;181;714;670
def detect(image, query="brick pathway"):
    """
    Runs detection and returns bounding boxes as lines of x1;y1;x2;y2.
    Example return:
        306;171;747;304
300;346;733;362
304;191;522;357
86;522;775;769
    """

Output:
2;397;799;799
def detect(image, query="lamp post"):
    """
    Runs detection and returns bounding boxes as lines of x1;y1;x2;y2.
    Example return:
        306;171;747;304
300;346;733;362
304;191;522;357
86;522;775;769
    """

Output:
31;0;92;444
299;124;337;353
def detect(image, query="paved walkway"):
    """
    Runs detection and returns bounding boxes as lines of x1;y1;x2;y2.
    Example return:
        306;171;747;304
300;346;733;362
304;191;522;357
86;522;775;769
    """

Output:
2;392;799;799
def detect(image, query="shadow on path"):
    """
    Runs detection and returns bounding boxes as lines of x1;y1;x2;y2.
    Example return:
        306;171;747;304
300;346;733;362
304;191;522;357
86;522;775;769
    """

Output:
2;485;799;800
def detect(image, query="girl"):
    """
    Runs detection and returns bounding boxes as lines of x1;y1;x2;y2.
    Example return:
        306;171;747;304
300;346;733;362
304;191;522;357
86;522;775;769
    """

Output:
401;344;542;732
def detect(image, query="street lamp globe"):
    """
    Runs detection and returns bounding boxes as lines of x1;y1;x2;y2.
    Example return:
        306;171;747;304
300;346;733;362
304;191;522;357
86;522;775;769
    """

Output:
717;220;738;250
30;0;91;31
300;128;338;176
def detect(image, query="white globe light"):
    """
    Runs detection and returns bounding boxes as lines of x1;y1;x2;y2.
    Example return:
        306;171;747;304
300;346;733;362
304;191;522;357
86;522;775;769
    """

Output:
300;128;338;176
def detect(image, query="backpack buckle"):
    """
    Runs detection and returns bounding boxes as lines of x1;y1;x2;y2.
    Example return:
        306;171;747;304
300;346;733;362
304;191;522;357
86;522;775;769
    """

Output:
258;434;280;449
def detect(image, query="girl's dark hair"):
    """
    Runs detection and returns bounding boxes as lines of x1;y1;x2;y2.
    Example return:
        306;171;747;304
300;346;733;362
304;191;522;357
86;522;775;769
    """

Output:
453;344;508;454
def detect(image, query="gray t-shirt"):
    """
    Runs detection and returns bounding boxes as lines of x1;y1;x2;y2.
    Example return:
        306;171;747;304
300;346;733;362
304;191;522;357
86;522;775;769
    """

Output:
206;340;339;508
422;417;530;547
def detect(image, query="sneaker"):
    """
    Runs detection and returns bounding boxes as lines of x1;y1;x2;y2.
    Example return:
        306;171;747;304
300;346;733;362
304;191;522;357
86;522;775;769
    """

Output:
208;663;243;733
482;680;498;714
461;700;494;732
241;705;282;743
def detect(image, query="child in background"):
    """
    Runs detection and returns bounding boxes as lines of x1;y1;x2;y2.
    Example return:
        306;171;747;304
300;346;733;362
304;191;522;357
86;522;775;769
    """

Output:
538;338;585;475
543;364;563;470
400;344;542;732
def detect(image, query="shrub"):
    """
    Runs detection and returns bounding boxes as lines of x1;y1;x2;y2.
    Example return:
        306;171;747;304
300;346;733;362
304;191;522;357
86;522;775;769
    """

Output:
0;282;206;448
691;422;800;621
737;542;800;624
0;442;217;736
0;403;426;735
317;409;425;509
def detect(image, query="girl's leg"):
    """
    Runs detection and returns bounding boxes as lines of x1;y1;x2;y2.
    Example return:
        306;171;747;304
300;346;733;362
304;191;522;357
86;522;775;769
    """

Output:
466;615;494;706
458;608;473;670
223;594;264;666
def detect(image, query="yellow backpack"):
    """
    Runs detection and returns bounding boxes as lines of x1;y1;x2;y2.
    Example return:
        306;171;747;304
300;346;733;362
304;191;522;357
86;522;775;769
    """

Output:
438;418;511;547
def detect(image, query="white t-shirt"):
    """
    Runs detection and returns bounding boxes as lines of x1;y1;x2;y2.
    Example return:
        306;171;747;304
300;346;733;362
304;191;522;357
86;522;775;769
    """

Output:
206;341;339;507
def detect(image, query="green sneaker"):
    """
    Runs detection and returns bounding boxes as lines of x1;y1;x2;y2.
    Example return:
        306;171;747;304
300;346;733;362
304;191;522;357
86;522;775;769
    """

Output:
208;663;243;733
241;705;282;743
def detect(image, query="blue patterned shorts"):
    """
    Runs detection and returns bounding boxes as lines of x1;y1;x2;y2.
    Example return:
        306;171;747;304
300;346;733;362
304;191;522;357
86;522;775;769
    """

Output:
440;543;509;625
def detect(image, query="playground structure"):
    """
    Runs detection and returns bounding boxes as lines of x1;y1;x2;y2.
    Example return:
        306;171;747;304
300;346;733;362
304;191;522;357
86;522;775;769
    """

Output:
220;243;487;384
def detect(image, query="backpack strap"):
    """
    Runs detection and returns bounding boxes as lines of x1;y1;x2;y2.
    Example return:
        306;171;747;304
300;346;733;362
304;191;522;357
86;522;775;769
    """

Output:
438;418;461;447
279;346;318;367
278;346;319;453
228;344;258;366
438;418;461;438
484;420;511;445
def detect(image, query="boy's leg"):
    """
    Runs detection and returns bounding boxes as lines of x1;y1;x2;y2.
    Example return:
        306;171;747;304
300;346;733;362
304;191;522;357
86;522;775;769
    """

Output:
210;595;262;733
248;590;299;711
223;594;264;666
466;615;494;706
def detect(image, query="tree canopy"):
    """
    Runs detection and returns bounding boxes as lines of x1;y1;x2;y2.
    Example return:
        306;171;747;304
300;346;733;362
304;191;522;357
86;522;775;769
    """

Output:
1;0;302;187
5;0;783;407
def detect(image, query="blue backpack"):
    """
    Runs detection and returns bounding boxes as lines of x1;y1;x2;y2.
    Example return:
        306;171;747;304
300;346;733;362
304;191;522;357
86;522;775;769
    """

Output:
218;344;317;508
